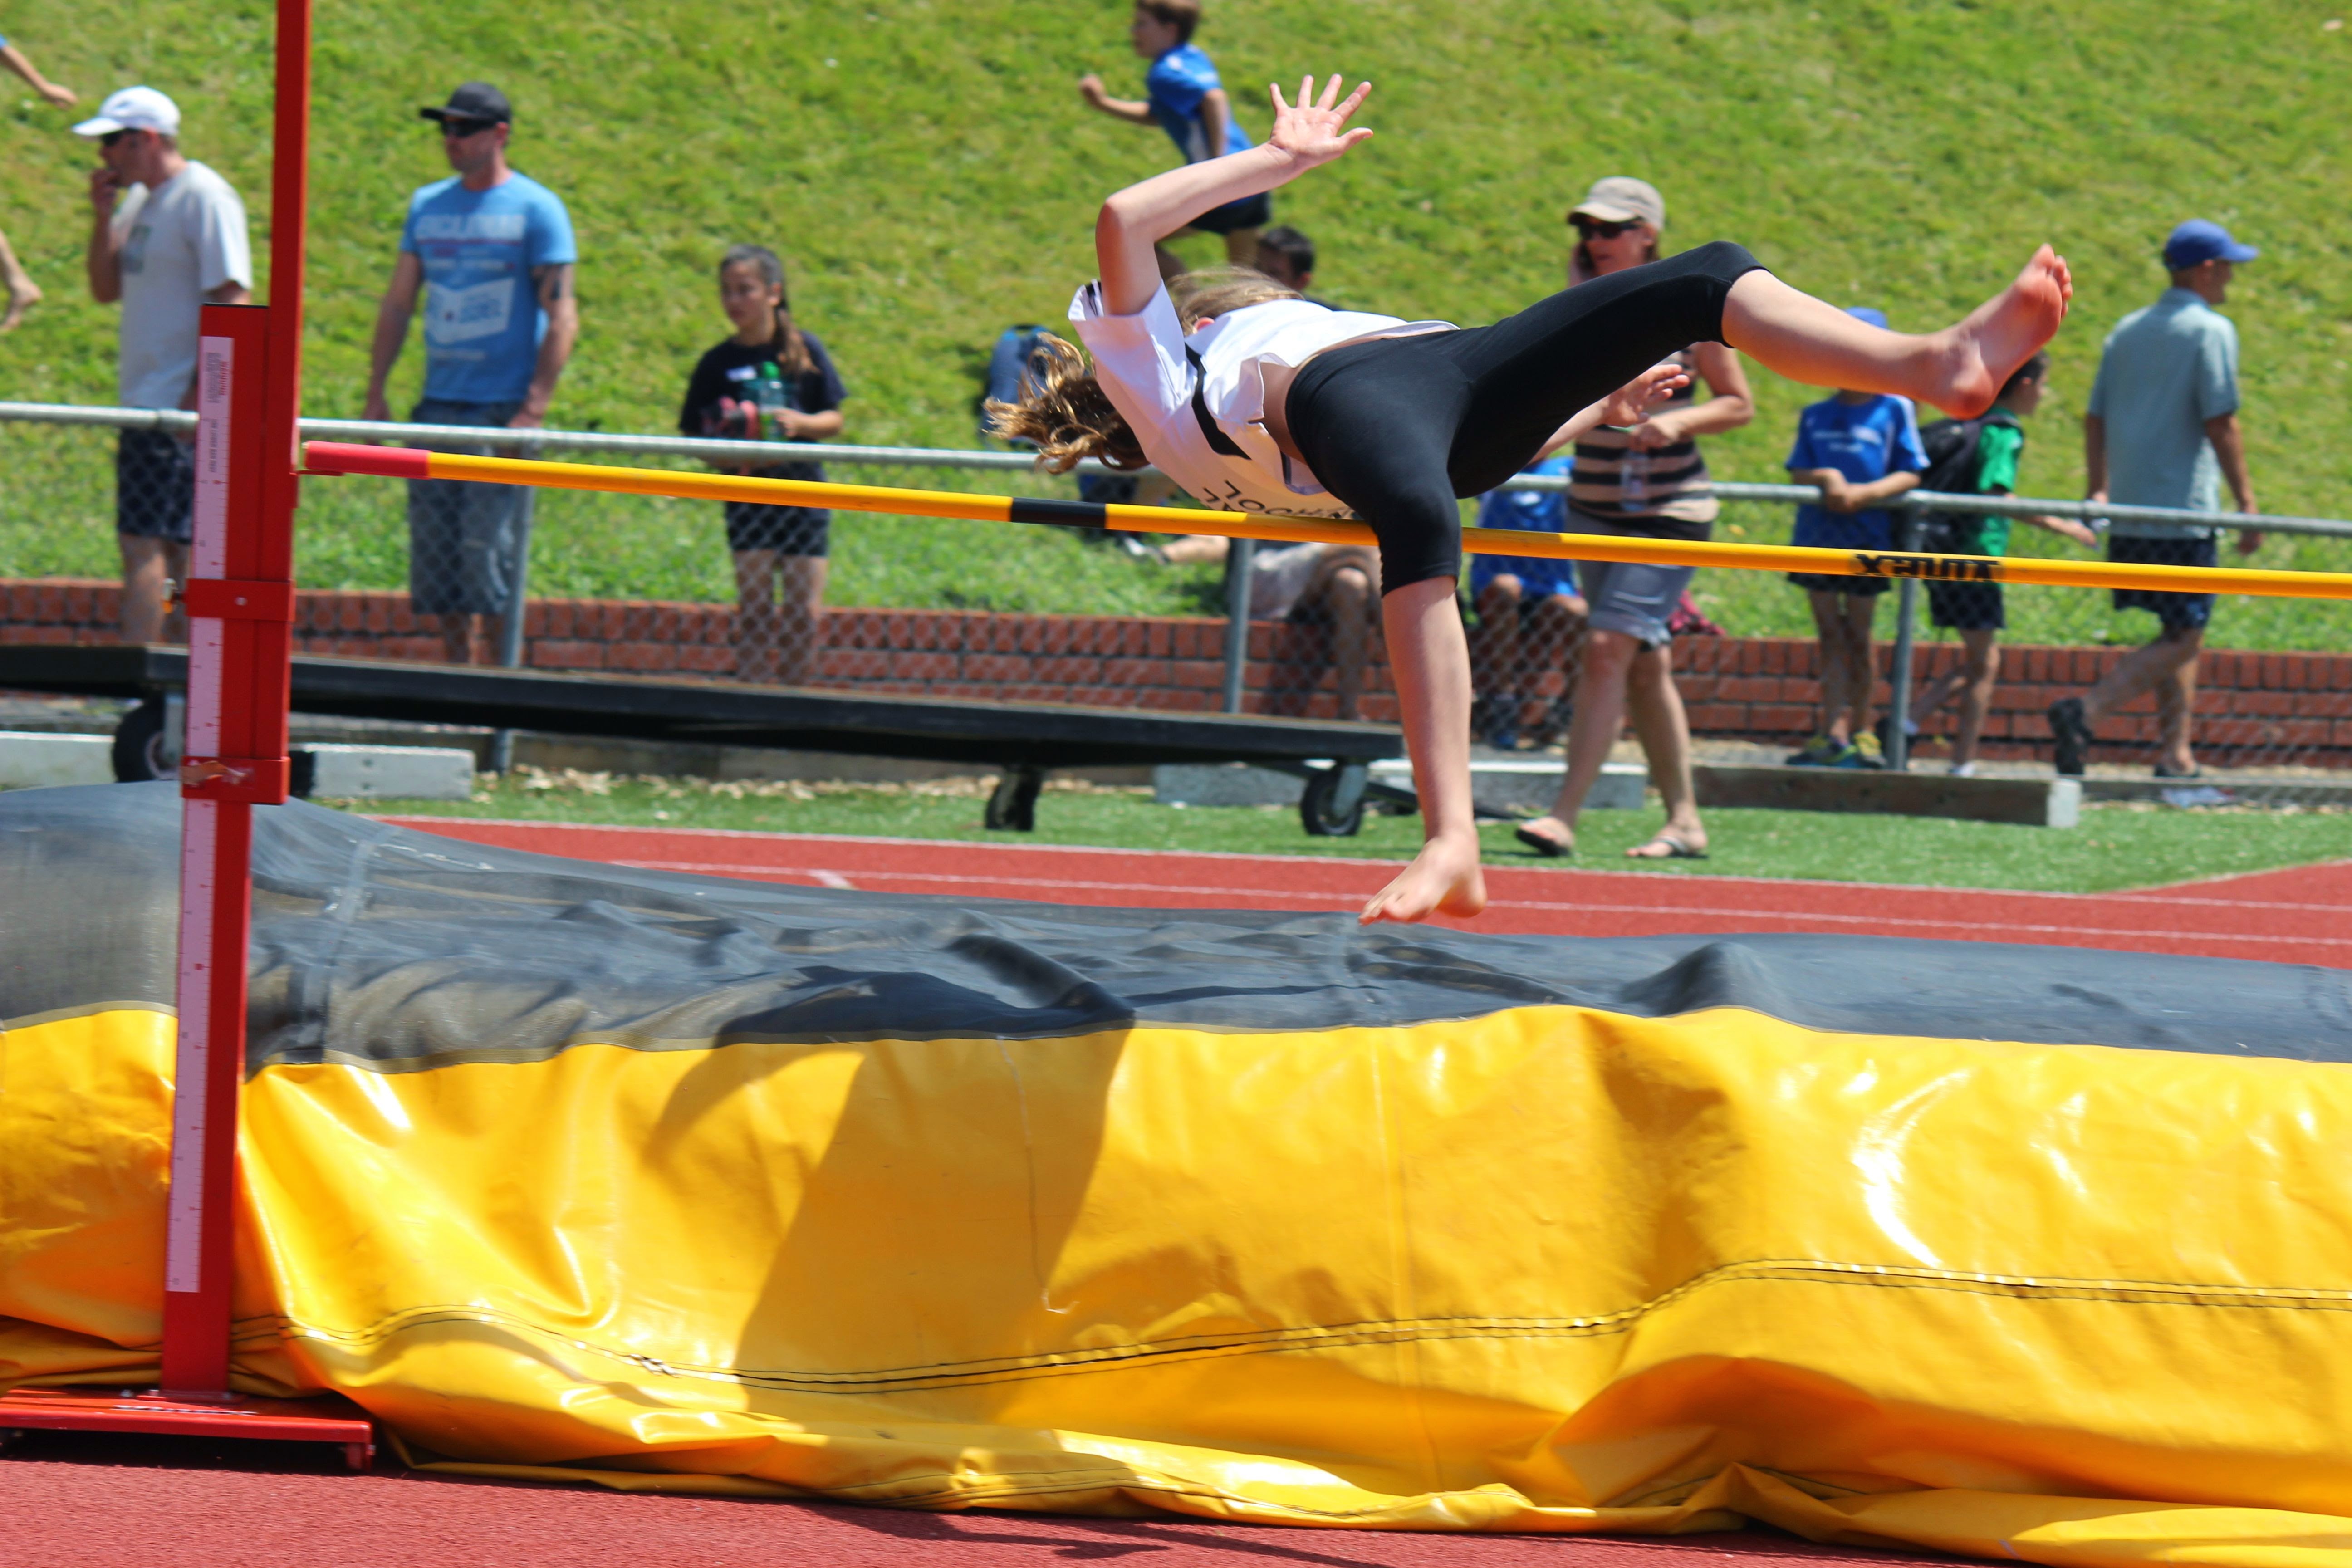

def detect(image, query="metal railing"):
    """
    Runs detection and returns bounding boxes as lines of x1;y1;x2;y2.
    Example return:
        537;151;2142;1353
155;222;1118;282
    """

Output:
4;401;2344;781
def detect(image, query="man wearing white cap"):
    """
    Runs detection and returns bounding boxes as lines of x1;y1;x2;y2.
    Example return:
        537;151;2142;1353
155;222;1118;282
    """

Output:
78;85;252;646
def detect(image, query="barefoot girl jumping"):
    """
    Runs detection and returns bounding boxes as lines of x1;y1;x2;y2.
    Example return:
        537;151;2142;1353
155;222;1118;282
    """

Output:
993;75;2069;925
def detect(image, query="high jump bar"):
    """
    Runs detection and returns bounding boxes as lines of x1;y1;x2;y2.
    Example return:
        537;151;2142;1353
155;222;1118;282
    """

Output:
302;442;2352;602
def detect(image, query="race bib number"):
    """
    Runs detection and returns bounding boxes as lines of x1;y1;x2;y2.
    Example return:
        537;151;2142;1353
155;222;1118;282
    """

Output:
425;276;516;345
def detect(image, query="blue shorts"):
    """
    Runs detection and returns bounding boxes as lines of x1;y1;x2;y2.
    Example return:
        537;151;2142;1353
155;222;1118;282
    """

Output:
2110;534;2217;632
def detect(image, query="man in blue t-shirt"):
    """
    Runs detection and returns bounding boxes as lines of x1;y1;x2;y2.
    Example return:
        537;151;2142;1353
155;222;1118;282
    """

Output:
1078;0;1267;277
363;82;579;665
1781;307;1929;768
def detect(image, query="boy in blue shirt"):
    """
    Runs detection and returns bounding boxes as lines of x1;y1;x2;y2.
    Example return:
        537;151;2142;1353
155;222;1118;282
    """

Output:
1078;0;1266;278
1782;308;1928;768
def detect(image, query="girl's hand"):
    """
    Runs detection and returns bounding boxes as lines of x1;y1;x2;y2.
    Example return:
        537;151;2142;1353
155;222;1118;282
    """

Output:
1625;412;1685;450
1265;75;1373;172
1594;364;1690;429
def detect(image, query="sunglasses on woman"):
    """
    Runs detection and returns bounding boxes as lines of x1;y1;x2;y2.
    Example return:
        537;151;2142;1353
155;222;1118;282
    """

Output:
1572;216;1641;240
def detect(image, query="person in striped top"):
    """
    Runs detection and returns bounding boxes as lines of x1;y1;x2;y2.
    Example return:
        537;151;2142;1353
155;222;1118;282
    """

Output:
1517;178;1754;862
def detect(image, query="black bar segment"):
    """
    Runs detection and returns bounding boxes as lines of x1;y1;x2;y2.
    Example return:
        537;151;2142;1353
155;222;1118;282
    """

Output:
1008;496;1108;529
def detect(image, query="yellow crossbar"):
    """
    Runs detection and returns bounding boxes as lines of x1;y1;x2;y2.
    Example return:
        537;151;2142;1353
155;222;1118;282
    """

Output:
299;443;2352;601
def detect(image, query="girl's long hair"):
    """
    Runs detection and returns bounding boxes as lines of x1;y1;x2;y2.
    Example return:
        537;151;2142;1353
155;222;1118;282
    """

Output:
985;267;1299;473
721;243;813;378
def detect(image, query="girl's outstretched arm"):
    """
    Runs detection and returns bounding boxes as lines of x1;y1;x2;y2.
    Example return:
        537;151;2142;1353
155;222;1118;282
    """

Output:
1096;74;1372;314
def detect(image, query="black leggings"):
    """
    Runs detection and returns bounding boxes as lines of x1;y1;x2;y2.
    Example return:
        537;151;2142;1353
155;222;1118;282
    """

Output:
1284;240;1764;594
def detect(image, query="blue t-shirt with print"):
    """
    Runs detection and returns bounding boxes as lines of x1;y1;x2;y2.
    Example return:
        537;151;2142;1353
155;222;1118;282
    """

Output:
1784;393;1928;550
400;172;578;405
1145;43;1253;164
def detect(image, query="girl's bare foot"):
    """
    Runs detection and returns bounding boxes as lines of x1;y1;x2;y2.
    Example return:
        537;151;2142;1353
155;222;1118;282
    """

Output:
1932;246;2072;418
1;275;42;333
1360;828;1487;925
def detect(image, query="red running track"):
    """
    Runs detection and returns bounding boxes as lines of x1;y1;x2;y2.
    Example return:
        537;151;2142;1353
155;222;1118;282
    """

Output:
382;817;2352;968
1;1431;1959;1568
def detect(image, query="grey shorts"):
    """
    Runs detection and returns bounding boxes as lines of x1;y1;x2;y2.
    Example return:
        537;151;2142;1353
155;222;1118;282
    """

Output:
1565;510;1698;647
407;398;532;616
1579;559;1695;647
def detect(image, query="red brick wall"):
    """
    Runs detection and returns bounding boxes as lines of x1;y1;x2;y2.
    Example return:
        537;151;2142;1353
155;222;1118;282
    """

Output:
1674;636;2352;766
8;579;2346;765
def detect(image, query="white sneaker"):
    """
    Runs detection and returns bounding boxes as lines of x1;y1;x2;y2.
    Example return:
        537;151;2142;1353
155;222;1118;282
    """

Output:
1951;761;1977;778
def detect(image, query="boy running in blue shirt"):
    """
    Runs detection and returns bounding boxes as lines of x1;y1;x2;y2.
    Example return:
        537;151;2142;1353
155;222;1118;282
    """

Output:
1079;0;1266;278
1783;308;1929;768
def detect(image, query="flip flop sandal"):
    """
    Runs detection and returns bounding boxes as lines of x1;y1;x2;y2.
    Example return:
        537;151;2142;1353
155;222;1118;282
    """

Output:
1627;832;1708;861
1514;824;1574;858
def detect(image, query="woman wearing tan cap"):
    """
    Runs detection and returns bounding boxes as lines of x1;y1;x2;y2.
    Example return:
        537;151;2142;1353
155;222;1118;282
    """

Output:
1514;177;1754;862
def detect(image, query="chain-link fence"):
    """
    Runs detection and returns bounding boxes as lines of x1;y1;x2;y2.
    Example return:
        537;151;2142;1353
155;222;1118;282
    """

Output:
6;402;2351;789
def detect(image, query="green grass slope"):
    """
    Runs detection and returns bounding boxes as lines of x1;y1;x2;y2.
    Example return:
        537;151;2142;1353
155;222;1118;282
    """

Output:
2;0;2348;642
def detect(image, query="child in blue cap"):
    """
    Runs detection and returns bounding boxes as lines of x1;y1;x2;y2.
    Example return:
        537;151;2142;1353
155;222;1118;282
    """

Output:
1783;306;1930;768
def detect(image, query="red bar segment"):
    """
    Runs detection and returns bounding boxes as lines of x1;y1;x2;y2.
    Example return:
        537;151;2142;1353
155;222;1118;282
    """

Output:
302;441;432;480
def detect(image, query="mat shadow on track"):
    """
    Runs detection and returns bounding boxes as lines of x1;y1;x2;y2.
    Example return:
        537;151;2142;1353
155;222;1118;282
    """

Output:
0;1431;1961;1568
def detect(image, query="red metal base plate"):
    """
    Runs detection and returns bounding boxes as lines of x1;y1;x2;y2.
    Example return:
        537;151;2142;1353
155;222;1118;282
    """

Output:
0;1387;376;1470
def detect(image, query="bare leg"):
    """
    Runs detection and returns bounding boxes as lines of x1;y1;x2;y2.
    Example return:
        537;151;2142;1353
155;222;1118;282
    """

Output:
734;549;781;683
1948;630;1999;768
775;553;830;687
2156;635;2200;773
118;534;188;644
433;612;496;665
1804;590;1852;742
0;225;40;333
1842;593;1881;743
1623;642;1707;858
1525;595;1586;728
1723;250;2072;418
1325;563;1371;722
1359;577;1486;925
1519;628;1641;854
2082;628;2202;770
1159;534;1231;566
1221;227;1262;268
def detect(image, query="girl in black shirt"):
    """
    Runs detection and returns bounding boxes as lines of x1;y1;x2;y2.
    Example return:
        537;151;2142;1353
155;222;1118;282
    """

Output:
679;244;846;685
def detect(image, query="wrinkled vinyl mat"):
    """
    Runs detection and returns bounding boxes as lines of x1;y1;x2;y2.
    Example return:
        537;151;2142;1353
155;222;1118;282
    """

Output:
9;784;2352;1566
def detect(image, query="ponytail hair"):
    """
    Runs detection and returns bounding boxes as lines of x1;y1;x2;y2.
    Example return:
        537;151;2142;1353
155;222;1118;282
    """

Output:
984;333;1147;472
720;243;813;379
985;267;1302;474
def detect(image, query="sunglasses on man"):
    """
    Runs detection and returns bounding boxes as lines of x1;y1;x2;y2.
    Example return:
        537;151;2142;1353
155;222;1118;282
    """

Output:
1571;216;1642;240
436;117;496;139
98;129;137;149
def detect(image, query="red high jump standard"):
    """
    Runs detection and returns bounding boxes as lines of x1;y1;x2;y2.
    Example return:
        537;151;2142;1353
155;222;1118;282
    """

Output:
0;0;377;1466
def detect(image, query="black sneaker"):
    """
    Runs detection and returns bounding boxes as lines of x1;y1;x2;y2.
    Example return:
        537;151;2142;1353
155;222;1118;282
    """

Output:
2047;697;2092;777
